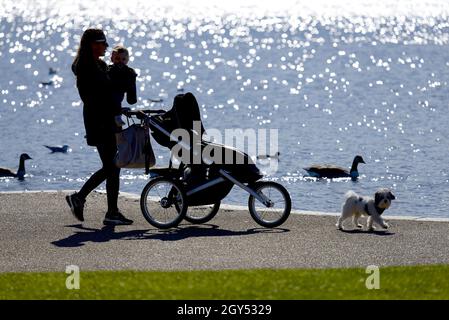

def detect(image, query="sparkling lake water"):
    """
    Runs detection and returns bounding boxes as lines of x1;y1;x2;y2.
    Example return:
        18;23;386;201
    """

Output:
1;0;449;218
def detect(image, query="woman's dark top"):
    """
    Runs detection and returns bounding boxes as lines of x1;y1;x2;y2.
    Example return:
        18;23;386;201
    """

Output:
108;64;137;108
72;59;119;146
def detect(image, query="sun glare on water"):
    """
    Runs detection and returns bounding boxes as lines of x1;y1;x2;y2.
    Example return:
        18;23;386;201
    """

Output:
2;0;449;21
2;0;449;216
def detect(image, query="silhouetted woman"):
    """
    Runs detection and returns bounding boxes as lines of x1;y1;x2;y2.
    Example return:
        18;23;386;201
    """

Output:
66;28;132;225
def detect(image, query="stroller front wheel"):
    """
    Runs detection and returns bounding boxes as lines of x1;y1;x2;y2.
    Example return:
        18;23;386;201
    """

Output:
140;177;187;229
248;181;291;228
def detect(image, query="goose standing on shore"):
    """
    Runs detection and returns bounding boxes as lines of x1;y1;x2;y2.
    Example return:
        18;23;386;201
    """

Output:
0;153;32;180
304;155;366;181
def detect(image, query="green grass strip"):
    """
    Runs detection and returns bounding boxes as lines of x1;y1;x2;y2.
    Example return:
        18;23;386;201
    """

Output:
1;265;448;300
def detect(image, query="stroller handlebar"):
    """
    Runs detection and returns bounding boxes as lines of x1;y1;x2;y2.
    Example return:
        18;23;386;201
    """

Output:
123;109;166;119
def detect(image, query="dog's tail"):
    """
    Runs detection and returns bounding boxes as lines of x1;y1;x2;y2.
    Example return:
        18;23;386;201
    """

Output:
344;190;358;200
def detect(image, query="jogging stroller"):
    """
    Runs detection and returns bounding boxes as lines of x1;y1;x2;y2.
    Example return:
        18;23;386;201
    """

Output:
124;93;291;229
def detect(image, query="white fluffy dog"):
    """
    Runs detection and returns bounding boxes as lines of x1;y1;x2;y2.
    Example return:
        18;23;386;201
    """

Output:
336;189;396;231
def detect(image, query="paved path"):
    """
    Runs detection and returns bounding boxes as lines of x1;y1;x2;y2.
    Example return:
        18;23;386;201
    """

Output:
0;191;448;272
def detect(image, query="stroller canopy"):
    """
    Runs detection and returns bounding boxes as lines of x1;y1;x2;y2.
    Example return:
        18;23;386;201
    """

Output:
150;92;205;148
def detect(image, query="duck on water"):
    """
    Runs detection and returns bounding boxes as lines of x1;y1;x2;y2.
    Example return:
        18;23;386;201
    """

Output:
44;145;69;153
0;153;32;180
304;155;366;181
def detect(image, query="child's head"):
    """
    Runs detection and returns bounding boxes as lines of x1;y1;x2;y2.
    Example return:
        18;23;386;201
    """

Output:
111;45;129;65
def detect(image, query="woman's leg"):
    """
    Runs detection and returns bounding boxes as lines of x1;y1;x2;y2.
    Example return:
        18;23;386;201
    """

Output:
67;143;109;222
102;147;120;213
77;167;107;200
99;136;133;225
77;145;109;200
77;136;118;208
69;135;132;224
95;137;120;213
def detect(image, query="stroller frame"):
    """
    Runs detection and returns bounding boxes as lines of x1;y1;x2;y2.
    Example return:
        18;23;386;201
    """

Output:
125;109;291;229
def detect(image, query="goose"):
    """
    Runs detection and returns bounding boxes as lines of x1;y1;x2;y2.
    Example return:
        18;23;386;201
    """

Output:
0;153;32;180
44;144;69;153
148;98;163;103
304;155;366;181
257;152;280;160
49;67;58;75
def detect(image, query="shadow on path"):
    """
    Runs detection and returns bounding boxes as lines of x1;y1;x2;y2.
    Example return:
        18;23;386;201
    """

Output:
51;224;290;247
339;229;395;236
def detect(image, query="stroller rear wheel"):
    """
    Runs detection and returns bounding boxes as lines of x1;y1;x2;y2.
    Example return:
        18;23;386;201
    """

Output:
248;181;291;228
183;202;221;224
140;177;187;229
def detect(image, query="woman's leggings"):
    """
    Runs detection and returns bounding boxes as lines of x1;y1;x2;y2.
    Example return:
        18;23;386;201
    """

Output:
78;136;120;212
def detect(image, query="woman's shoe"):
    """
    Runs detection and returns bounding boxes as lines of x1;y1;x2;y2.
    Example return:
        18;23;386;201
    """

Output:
103;210;133;225
66;192;85;222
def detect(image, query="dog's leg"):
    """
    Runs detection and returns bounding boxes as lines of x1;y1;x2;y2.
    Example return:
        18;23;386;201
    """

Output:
367;216;375;231
336;205;352;230
336;216;345;230
352;214;363;229
371;214;389;229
